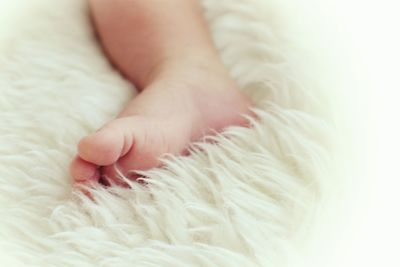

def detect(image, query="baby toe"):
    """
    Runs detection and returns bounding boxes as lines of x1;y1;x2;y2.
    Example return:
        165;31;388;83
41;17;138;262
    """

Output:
78;121;126;166
70;156;100;182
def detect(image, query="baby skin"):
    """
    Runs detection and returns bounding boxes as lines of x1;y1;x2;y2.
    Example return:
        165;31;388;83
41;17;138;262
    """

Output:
70;0;253;184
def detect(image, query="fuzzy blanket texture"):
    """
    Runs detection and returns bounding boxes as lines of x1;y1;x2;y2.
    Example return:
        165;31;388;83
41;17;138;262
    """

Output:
0;0;335;266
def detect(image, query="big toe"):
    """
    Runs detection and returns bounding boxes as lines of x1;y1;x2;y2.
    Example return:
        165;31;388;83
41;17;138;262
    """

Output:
78;119;133;166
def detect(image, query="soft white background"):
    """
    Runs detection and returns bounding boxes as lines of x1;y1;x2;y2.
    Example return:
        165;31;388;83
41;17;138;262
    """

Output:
308;0;400;266
282;0;400;265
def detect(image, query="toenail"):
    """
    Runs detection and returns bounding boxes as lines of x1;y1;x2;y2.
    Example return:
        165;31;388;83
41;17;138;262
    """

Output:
75;168;99;183
90;168;100;181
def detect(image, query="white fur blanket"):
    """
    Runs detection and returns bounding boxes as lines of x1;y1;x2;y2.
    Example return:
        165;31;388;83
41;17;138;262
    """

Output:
0;0;333;266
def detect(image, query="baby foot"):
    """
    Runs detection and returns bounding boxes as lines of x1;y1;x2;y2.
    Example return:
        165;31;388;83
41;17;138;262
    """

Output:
70;62;253;184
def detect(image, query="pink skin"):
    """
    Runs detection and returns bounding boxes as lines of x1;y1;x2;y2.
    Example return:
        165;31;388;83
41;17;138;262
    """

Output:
69;0;253;184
